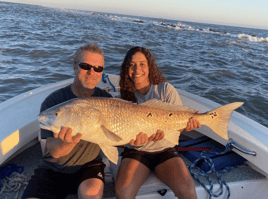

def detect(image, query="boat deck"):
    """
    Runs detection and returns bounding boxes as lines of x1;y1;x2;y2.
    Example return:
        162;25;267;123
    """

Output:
1;140;265;199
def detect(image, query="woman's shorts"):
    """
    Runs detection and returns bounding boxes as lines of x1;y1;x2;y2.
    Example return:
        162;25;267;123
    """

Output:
121;147;180;171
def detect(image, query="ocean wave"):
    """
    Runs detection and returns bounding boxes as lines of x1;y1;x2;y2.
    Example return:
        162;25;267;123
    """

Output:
238;34;268;43
95;13;268;44
22;5;266;44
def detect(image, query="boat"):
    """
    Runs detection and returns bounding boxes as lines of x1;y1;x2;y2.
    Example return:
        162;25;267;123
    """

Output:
0;73;268;199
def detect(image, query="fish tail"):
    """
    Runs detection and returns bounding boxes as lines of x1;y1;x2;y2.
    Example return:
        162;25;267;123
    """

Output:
202;102;244;140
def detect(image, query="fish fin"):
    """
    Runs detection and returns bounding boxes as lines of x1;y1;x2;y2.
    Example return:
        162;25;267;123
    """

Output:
101;125;123;142
164;130;181;145
204;102;244;140
100;144;119;165
140;99;196;113
108;98;135;104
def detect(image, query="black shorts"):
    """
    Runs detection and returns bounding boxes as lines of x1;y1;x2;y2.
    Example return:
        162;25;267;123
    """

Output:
21;160;105;199
121;147;180;171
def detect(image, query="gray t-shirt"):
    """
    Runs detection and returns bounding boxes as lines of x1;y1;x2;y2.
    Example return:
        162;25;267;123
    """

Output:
39;85;112;173
127;82;183;152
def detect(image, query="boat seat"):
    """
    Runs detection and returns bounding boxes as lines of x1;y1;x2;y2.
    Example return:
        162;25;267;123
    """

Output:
109;156;170;196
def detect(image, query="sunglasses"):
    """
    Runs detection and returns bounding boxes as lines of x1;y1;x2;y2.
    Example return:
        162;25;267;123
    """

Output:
77;62;104;73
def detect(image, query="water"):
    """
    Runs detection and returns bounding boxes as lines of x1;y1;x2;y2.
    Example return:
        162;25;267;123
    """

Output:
1;1;268;127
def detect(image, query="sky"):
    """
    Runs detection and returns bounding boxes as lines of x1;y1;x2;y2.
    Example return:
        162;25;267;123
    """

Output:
2;0;268;30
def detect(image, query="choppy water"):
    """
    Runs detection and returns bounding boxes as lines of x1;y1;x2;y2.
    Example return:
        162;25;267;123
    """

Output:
1;1;268;127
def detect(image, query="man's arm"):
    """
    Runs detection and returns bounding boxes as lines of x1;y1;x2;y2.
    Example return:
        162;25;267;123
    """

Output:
46;127;82;158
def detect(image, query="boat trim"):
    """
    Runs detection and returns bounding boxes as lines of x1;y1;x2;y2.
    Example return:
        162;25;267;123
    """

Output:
228;139;257;156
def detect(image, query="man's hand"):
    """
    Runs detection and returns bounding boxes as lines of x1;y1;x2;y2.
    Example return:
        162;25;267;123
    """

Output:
47;127;82;158
54;127;82;145
129;130;164;146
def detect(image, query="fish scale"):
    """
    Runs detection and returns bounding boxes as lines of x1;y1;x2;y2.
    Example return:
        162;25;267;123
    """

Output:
38;97;243;164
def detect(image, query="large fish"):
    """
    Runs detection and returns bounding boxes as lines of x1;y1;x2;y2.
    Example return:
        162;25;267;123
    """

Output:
38;98;243;164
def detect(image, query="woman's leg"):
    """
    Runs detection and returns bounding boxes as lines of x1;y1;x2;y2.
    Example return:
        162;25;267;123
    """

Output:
115;158;151;199
154;157;197;199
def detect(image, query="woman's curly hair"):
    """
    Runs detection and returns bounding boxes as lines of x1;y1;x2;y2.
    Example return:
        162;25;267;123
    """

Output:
119;47;167;103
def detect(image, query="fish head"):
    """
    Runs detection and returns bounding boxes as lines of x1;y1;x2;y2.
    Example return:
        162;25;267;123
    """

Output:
38;103;70;133
38;99;103;136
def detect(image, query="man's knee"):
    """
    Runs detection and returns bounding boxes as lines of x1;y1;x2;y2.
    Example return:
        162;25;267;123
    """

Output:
78;179;104;199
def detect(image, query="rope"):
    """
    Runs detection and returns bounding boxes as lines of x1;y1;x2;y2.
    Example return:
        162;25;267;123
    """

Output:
188;143;234;199
102;73;116;92
0;164;28;199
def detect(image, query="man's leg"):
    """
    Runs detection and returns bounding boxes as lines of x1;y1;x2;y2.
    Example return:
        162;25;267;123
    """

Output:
78;178;104;199
77;160;106;199
21;168;69;199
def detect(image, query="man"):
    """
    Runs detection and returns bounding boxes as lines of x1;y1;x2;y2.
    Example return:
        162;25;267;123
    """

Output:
22;43;165;199
22;44;112;199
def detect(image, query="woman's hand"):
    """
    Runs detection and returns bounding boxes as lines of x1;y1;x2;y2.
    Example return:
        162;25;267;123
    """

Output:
184;117;201;131
180;111;201;132
129;130;165;146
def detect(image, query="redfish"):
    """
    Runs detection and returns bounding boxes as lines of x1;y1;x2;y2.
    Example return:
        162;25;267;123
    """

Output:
39;98;243;164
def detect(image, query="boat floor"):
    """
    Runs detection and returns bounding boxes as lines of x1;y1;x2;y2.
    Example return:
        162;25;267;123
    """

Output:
1;142;266;199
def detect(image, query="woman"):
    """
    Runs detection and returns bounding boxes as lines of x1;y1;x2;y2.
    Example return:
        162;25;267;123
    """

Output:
115;47;200;199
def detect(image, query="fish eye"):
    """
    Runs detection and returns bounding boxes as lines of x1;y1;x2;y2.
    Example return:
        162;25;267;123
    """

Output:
55;113;58;116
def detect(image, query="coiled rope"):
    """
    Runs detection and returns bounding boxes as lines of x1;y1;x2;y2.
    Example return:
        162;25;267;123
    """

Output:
0;164;27;199
102;73;116;92
188;143;234;199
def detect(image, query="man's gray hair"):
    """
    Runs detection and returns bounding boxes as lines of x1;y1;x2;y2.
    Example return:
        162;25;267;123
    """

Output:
74;43;104;64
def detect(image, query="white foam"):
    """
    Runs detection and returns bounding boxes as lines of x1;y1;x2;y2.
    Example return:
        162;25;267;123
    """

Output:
109;15;121;21
259;37;268;43
188;26;195;31
238;34;268;43
203;28;210;33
